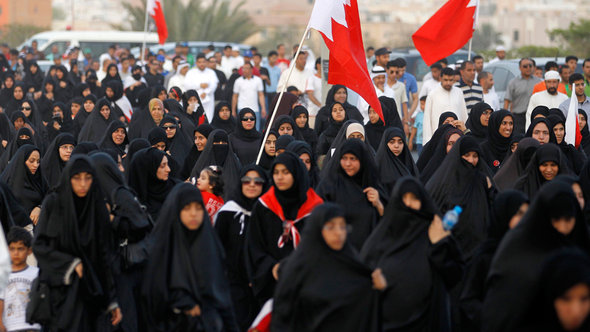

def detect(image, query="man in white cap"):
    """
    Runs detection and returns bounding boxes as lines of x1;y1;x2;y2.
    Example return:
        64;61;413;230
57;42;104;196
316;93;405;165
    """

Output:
489;46;506;64
167;61;190;91
526;70;569;128
356;65;395;123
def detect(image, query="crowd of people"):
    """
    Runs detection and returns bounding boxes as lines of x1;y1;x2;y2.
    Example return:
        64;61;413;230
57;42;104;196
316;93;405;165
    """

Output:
0;40;589;332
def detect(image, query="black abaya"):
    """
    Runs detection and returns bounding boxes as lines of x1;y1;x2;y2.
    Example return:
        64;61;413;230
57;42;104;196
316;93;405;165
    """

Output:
417;124;464;183
228;108;263;165
159;115;192;166
513;143;571;198
98;120;129;157
210;101;236;134
375;127;419;194
78;98;116;143
493;137;540;191
314;85;364;136
479;109;513;174
465;102;490;144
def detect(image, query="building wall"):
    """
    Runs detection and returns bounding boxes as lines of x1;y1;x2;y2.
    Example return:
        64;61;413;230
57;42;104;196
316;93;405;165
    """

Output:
0;0;51;27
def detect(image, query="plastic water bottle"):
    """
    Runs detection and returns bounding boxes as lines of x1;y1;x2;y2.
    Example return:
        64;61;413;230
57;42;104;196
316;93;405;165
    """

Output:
442;206;462;231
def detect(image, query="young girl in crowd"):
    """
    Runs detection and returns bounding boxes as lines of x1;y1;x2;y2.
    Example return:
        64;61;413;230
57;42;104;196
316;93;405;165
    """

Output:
196;165;225;220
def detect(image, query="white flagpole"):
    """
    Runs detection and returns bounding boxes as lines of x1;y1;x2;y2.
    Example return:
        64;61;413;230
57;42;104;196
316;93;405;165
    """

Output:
141;0;150;65
468;38;473;61
255;26;311;165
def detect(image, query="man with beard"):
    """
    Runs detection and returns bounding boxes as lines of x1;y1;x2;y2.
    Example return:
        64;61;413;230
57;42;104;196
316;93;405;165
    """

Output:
526;71;568;128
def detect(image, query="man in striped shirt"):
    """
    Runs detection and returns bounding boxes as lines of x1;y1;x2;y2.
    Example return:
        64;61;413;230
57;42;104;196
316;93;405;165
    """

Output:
456;60;483;114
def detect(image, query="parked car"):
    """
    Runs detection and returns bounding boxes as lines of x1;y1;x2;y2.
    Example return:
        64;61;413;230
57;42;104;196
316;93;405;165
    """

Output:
389;48;477;81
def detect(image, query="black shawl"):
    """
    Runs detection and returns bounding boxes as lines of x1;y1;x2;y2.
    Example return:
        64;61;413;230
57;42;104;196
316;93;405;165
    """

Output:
0;127;34;172
78;98;116;143
438;111;457;127
160;115;192;166
0;74;14;108
479;109;514;174
41;133;77;189
180;124;214;181
272;115;304;141
72;94;96;138
0;181;31;233
375;127;419;194
23;61;44;92
418;124;464;183
258;130;278;171
163;98;197;141
127;100;161;141
123;138;150;177
141;183;238;331
271;203;381;332
4;82;24;117
513;143;571;198
530;105;550;124
291;106;318;152
228;108;262;165
210;101;236;134
547;114;587;175
465;102;490;143
315;85;364;135
286;140;320;189
579;110;590;156
101;64;122;86
363;96;404;152
524;117;557;144
316;102;348;156
98;120;129;157
493;137;540;192
181;90;206;125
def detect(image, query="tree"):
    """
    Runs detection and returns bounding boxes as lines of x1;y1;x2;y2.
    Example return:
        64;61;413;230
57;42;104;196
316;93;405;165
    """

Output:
470;23;502;52
114;0;258;43
549;19;590;57
0;24;47;48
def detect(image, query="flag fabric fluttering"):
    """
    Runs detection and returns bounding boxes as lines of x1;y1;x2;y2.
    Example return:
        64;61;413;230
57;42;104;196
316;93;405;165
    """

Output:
307;0;384;122
412;0;479;66
565;83;583;148
147;0;168;45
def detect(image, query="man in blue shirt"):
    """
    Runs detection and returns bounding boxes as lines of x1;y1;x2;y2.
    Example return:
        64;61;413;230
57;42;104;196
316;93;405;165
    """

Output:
395;57;418;134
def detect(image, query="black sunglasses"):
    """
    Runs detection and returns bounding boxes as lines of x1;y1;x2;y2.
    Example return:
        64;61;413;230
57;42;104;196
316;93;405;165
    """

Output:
241;176;265;185
163;125;177;130
20;106;31;111
241;117;255;122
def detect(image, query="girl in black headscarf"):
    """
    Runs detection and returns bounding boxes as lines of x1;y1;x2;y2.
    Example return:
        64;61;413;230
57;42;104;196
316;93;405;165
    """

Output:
128;98;165;140
36;78;57;122
245;151;323;304
361;176;464;332
286;140;320;189
101;63;122;86
460;190;529;331
438;111;458;128
315;85;364;135
210;101;236;134
530;105;550;124
46;101;74;142
190;130;242;199
123;138;150;177
23;60;44;93
0;74;14;108
98;120;129;158
78;97;116;143
128;147;180;221
215;165;269;331
466;102;491;143
525;117;556;145
519;249;590;332
0;127;34;172
32;155;122;331
181;90;207;126
376;127;419;194
41;133;77;189
90;152;153;332
272;115;304;140
73;94;96;138
479;109;514;173
1;144;47;224
163;98;197;140
258;130;278;171
317;102;348;156
272;203;383;332
229;108;262;165
426;136;495;261
316;138;387;250
291;105;318;152
180;124;213;181
418;124;464;183
160;115;192;166
104;80;129;123
482;181;590;332
579;110;590;156
547;114;587;175
493;137;540;191
54;65;74;103
4;82;25;117
141;183;239;332
514;143;570;198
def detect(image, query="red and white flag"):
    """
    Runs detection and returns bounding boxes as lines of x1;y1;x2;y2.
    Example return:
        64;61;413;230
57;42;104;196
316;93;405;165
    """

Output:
412;0;479;66
307;0;384;122
147;0;168;45
565;83;583;148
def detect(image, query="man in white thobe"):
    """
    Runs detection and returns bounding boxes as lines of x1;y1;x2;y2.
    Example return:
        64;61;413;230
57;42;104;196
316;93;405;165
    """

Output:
167;61;189;92
526;70;569;129
185;54;219;121
357;66;395;123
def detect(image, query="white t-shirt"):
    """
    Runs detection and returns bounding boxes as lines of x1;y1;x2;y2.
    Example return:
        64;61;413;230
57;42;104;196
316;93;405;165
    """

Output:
233;76;264;112
305;75;322;116
0;266;41;331
388;81;409;118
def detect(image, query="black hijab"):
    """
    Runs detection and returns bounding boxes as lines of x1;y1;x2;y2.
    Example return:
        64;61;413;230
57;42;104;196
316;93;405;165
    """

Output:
418;124;464;183
315;85;364;135
123;138;150;177
286;140;320;189
78;97;116;143
272;115;304;141
163;98;197;140
579;110;590;156
142;183;238;330
525;117;557;144
0;127;34;171
319;102;348;143
271;203;380;332
258;130;278;171
438;111;457;127
210;101;236;134
98;120;128;157
71;141;99;156
4;81;24;117
466;102;490;142
375;127;419;194
181;90;206;125
101;63;122;85
225;164;270;212
494;137;540;191
41;133;76;189
0;74;15;108
291;106;318;150
24;60;44;92
479;109;513;172
180;124;214;180
159;115;192;165
270;151;312;220
229;108;262;165
530;105;550;124
514;143;570;198
547;114;587;175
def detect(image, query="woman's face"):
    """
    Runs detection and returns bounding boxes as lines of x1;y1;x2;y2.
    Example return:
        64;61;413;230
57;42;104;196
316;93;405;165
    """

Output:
532;122;550;144
105;87;114;99
241;113;256;130
480;109;492;127
368;107;380;124
442;116;455;126
334;88;347;104
554;283;590;331
59;144;74;162
150;104;164;123
273;164;294;191
579;114;587;130
241;170;264;199
511;142;519;153
295;113;307;128
108;66;117;77
499;116;514;138
299;153;311;171
45;83;54;93
265;135;277;155
402;192;422;211
553;123;565;144
84;100;94;112
340;153;360;177
158;90;167;101
278;123;293;136
572;183;585;210
462;151;479;167
332;104;346;122
180;201;205;230
552;216;576;235
509;203;529;229
25;150;40;175
188;96;198;104
70;172;93;197
388;136;404;156
13;86;23;100
30;65;38;74
348;132;364;141
162;122;177;139
321;216;347;251
446;133;461;153
13;118;24;130
53;106;63;119
100;105;110;120
112;128;126;145
56;70;64;79
539;161;559;181
219;106;231;120
20;102;31;117
156;156;170;181
4;78;13;89
194;131;207;151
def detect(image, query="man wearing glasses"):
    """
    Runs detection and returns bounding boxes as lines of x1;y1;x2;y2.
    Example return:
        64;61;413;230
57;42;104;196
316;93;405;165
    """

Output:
232;62;266;130
504;58;542;134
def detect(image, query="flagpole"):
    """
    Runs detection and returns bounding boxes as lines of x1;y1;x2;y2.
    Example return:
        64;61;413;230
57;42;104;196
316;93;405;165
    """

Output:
255;26;311;165
141;0;150;65
467;38;472;61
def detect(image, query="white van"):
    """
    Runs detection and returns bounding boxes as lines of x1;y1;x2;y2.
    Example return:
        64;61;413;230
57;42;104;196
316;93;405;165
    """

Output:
19;31;160;59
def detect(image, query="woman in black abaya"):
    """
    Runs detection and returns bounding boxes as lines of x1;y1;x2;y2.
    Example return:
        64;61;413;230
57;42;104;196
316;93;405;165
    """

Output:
4;82;25;117
578;110;590;156
460;190;529;331
245;152;323;304
128;147;179;221
513;143;570;198
376;127;419;194
547;114;587;174
418;124;464;183
272;203;382;332
314;85;363;135
210;101;236;134
317;102;348;156
482;181;590;332
525;117;556;145
190;130;242;199
229;108;263;165
73;94;96;138
361;177;464;332
127;98;165;140
101;63;122;86
78;97;116;143
286;140;320;189
98;120;129;158
163;98;197;140
258;130;278;172
142;183;239;332
180;124;213;181
493;137;540;191
160;115;192;166
41;133;76;189
479;109;514;173
215;165;269;331
123;138;150;178
272;115;304;141
316;139;387;250
0;127;35;172
32;155;122;331
181;90;206;126
426;136;495;261
465;102;491;144
0;73;15;108
291;106;318;152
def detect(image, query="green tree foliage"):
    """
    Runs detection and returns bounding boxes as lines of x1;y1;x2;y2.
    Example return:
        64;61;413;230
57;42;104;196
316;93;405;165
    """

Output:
549;19;590;57
114;0;258;43
471;23;503;51
0;24;47;48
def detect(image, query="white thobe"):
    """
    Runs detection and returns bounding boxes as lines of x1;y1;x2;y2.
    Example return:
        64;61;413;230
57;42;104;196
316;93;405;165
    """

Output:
185;68;219;121
423;85;468;144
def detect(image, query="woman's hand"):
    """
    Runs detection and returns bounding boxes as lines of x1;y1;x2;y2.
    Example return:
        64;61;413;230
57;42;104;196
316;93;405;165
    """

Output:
110;308;122;325
452;120;467;132
272;263;280;281
364;187;384;216
184;305;201;317
428;215;450;244
372;268;387;290
75;262;83;278
29;207;41;225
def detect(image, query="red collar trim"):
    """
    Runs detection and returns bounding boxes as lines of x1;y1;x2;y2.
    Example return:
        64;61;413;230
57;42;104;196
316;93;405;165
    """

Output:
259;187;323;222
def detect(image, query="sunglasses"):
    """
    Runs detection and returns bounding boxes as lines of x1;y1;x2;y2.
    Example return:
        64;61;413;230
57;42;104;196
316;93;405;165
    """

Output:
522;64;533;68
241;176;265;185
241;117;255;122
20;106;31;111
163;125;177;130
